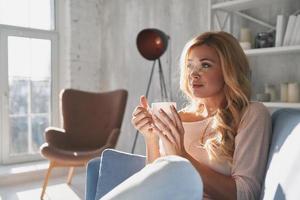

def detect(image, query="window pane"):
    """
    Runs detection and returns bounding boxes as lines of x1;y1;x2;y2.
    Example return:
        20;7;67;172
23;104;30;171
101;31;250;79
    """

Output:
31;116;48;152
0;0;54;30
8;36;51;155
9;79;29;115
8;36;51;80
31;80;51;113
9;117;28;155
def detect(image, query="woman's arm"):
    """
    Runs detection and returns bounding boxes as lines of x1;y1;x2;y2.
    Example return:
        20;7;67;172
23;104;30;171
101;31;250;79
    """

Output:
131;96;162;164
185;103;271;200
184;153;237;200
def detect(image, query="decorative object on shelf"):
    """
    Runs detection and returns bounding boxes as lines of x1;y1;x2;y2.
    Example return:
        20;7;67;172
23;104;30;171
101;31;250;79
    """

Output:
239;27;251;50
240;42;251;50
256;93;271;102
240;28;251;42
280;82;289;102
255;31;275;48
240;28;251;43
264;83;276;101
288;82;300;102
131;28;170;154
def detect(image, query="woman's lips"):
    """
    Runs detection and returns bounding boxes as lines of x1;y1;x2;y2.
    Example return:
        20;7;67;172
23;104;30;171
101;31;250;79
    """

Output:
192;83;204;88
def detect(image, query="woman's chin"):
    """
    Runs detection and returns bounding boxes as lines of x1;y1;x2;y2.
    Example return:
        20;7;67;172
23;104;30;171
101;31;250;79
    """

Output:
192;91;207;98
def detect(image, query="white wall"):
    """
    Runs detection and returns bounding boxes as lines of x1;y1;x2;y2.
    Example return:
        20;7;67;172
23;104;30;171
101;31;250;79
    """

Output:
59;0;209;154
96;0;209;154
59;0;103;92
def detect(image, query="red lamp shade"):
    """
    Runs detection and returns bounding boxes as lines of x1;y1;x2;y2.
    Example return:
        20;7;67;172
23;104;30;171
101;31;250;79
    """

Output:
136;29;169;61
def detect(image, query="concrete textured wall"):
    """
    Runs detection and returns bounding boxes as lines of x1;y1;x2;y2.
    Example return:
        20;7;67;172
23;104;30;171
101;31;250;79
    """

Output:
58;0;103;92
96;0;209;154
59;0;209;154
62;0;300;155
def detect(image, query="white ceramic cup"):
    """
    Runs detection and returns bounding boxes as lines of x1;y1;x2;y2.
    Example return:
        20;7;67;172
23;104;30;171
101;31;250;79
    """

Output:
151;102;177;156
151;102;177;117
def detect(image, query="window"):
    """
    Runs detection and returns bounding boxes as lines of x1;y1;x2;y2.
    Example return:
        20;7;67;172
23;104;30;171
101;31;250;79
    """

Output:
0;0;58;164
0;0;54;30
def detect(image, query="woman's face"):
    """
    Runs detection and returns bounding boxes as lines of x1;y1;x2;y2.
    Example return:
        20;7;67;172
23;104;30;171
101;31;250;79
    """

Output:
187;45;225;99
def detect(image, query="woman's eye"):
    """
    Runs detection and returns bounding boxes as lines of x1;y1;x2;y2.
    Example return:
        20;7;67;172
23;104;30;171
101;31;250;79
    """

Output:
202;63;210;68
187;63;193;69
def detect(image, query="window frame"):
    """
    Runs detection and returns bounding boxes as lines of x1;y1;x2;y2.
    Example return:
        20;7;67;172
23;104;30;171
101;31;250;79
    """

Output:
0;0;59;164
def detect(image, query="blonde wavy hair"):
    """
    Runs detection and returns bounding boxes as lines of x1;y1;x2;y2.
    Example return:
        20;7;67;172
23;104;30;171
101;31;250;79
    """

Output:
179;31;251;164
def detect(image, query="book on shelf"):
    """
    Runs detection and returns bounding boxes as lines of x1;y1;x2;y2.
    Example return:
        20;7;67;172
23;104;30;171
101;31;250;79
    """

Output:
289;15;300;45
292;15;300;45
275;15;288;47
282;15;296;46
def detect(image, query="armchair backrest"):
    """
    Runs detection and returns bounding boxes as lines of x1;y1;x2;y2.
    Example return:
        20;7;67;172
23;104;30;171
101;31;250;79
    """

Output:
260;108;300;199
60;89;128;149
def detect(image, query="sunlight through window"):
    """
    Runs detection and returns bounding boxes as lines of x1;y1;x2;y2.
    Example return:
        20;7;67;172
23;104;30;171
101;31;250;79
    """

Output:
0;0;54;30
8;36;51;155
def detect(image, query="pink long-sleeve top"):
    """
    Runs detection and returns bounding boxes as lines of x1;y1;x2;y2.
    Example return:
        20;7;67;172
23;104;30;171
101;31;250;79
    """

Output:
182;102;272;200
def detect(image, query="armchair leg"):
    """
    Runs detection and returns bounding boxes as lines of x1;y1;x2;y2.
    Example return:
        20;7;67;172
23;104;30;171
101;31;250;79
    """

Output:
67;167;75;185
41;161;55;200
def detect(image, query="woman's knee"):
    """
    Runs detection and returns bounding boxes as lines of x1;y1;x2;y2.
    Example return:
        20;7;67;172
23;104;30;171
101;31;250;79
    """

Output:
100;155;203;200
153;155;202;181
150;155;203;195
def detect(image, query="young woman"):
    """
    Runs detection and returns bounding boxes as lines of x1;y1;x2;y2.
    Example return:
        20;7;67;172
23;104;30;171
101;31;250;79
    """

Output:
103;31;272;200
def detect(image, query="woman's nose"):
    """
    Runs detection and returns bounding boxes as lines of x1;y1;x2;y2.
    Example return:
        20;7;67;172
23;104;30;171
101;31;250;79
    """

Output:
190;71;201;79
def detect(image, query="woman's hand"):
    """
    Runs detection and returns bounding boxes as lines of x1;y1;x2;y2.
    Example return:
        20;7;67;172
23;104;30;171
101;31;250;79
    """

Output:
131;96;158;139
152;105;187;156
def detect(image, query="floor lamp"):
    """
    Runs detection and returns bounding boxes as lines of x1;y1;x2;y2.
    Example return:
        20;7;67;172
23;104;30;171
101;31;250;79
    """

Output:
131;28;170;154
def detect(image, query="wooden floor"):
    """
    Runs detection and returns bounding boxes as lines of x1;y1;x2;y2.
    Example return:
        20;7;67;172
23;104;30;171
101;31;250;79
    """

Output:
0;172;85;200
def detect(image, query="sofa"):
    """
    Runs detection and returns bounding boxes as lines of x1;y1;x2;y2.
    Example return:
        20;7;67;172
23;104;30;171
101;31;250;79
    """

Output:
85;108;300;200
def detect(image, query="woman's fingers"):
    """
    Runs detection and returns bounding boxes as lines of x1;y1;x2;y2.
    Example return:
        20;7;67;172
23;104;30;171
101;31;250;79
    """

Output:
152;125;172;145
132;107;152;122
134;117;152;129
156;109;181;142
170;105;185;133
133;113;150;124
139;121;153;132
153;114;176;143
132;113;153;129
132;106;147;116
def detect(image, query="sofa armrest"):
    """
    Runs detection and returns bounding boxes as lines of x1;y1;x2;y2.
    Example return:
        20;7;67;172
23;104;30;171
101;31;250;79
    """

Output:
94;149;146;200
86;157;101;200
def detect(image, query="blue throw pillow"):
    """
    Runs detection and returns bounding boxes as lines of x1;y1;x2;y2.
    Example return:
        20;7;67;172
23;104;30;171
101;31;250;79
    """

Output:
95;149;146;200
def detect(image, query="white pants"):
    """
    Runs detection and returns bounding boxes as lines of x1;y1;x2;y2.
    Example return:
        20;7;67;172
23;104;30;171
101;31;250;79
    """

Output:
100;155;203;200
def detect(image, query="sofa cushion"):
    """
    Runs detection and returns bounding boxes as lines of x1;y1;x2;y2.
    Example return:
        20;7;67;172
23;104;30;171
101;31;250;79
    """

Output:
95;149;146;200
261;108;300;200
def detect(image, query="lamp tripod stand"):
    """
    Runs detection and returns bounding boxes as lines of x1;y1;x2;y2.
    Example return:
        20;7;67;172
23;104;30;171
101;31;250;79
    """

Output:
131;58;168;153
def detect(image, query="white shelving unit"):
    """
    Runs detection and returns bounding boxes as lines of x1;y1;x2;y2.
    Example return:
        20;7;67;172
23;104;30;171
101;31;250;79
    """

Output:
210;0;300;110
263;102;300;109
211;0;272;12
245;45;300;56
